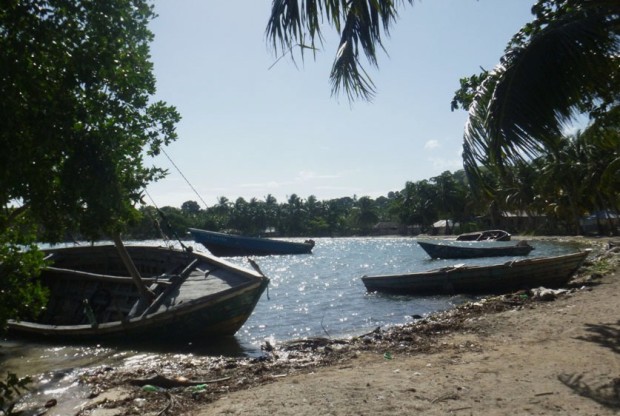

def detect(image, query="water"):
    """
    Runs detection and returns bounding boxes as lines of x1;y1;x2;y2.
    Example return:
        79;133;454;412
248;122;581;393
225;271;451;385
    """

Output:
1;237;579;380
223;237;576;349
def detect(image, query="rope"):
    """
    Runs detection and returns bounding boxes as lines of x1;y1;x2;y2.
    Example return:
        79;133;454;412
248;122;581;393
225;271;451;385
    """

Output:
144;189;170;244
161;148;210;210
144;189;189;252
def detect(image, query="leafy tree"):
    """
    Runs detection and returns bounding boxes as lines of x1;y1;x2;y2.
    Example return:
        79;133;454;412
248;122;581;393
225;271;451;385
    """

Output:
156;206;191;240
0;214;48;326
229;197;251;234
323;198;350;236
281;194;307;235
399;180;438;228
1;0;179;240
181;200;201;217
579;112;620;218
355;196;379;234
211;196;232;230
130;206;164;240
263;194;280;232
535;127;619;235
429;171;467;226
0;1;178;328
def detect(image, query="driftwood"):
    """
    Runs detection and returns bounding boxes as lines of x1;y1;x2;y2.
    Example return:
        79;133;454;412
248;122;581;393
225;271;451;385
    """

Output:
128;374;231;389
157;391;176;416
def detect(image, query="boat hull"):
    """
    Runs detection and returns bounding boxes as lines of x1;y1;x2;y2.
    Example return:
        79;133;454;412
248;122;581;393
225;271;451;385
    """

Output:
417;240;534;259
362;251;588;295
7;245;269;342
189;228;314;256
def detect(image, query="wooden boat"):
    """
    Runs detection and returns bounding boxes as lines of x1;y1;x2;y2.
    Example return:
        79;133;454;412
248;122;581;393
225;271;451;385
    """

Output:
456;229;511;241
7;244;269;342
188;228;315;256
361;250;589;295
417;240;534;259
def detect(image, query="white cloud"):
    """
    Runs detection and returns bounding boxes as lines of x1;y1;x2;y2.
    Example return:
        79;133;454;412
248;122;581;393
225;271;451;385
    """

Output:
424;140;440;150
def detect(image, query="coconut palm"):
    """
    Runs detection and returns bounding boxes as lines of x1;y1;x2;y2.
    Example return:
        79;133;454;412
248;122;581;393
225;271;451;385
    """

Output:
460;0;620;176
581;109;620;214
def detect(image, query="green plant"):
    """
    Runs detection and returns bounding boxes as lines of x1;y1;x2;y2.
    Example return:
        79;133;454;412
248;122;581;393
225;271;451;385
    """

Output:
0;372;32;416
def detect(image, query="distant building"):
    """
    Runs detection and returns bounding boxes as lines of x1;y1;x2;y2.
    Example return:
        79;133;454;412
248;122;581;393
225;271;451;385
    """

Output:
373;222;405;236
580;210;619;235
432;219;458;235
499;211;546;232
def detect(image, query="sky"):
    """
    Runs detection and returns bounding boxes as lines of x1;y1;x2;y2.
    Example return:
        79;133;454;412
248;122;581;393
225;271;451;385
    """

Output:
145;0;536;208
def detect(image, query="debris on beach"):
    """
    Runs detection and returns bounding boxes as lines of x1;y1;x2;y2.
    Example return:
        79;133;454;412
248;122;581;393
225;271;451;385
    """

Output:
71;240;619;416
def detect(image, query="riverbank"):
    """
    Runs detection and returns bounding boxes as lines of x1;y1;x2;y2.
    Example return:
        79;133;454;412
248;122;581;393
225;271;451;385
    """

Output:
22;237;620;415
196;238;620;416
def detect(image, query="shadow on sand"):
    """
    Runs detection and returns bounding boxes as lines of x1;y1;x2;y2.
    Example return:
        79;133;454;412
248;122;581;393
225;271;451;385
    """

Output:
558;320;620;409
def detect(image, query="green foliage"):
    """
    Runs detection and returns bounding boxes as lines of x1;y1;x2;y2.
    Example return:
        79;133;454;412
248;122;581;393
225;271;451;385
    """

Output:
0;0;178;330
127;155;618;239
0;213;48;330
126;171;480;238
0;372;32;416
585;257;615;277
265;2;618;230
450;71;489;112
460;0;620;177
0;0;180;242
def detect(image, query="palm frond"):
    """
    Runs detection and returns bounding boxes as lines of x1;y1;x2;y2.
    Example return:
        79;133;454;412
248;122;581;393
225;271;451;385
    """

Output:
266;0;414;102
464;0;620;175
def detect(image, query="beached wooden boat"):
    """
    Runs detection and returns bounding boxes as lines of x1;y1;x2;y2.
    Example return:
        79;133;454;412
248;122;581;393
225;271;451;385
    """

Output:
417;240;534;259
7;244;269;342
456;229;511;241
188;228;315;256
361;250;589;295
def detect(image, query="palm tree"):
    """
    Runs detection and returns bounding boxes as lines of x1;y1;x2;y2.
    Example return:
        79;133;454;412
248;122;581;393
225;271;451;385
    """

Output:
282;194;307;235
263;194;280;233
536;134;591;234
355;196;379;234
461;0;620;176
581;111;620;217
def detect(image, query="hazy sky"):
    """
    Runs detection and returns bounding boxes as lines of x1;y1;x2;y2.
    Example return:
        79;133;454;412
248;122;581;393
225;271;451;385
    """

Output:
145;0;535;208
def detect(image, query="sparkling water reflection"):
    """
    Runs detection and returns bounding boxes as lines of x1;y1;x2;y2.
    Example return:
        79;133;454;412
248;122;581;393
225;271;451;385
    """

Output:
191;236;578;351
3;237;578;360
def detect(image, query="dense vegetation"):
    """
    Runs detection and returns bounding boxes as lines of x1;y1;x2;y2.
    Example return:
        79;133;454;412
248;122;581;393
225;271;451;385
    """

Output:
0;1;177;329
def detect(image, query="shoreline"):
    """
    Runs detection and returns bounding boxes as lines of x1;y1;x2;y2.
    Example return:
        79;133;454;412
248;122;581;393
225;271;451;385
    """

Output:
19;237;620;415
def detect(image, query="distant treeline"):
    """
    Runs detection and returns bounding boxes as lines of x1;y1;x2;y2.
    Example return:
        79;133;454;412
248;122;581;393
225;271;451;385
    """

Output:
125;167;618;240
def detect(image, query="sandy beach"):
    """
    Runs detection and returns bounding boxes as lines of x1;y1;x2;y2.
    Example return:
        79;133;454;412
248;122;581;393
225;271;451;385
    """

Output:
51;237;620;415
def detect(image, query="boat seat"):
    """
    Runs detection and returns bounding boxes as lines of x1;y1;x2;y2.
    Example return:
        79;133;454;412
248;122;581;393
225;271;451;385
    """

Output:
127;259;200;319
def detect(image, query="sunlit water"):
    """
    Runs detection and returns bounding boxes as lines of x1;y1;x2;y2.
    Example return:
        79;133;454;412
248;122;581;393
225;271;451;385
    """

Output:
224;237;576;347
1;237;581;414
